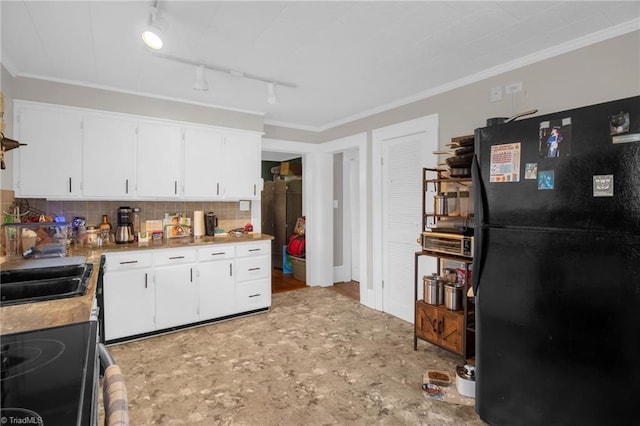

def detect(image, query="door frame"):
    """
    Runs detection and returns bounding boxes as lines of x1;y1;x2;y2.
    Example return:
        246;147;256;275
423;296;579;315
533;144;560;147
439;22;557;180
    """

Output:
262;134;369;303
320;133;368;303
371;115;439;315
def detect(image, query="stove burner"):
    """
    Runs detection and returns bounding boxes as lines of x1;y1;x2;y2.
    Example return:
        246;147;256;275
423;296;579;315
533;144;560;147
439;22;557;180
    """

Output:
1;339;65;381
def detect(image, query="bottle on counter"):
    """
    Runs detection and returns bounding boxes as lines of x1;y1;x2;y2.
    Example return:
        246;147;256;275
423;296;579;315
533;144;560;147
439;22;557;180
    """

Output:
99;214;112;244
132;208;141;242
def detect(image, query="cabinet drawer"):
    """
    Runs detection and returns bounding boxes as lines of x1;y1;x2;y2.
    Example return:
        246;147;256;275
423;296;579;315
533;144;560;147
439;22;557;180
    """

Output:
236;241;270;257
236;256;270;281
104;251;153;271
197;244;235;261
154;248;196;265
236;279;270;311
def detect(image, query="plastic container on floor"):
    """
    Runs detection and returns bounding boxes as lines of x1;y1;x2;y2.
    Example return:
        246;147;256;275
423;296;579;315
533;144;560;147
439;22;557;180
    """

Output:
290;256;306;283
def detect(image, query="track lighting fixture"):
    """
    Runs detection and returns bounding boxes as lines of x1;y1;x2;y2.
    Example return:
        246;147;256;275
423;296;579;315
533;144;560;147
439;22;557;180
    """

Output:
150;52;297;102
193;65;209;91
142;4;166;50
267;82;279;105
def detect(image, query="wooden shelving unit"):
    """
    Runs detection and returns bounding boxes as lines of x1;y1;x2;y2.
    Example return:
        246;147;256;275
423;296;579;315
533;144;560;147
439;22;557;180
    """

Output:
414;167;475;359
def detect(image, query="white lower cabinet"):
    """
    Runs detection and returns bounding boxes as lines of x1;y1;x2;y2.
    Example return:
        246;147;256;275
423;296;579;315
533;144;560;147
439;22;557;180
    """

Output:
154;248;199;330
236;241;271;312
197;244;236;320
102;240;271;341
102;252;155;341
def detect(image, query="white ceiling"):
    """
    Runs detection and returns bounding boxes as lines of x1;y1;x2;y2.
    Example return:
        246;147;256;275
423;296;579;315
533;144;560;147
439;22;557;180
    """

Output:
1;1;639;131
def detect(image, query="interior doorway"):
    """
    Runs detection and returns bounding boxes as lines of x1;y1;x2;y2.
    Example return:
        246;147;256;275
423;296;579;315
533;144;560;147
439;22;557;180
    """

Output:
261;154;306;293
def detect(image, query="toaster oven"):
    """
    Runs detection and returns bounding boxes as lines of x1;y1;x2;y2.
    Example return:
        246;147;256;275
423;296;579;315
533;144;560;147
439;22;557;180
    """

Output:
421;231;474;258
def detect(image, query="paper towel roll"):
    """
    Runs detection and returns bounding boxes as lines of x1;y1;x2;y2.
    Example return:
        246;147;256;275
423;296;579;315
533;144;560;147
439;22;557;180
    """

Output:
193;211;205;237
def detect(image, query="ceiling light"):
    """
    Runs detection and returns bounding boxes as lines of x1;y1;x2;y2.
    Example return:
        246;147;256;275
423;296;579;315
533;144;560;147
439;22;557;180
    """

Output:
142;6;165;50
150;52;298;100
193;65;209;91
267;82;279;105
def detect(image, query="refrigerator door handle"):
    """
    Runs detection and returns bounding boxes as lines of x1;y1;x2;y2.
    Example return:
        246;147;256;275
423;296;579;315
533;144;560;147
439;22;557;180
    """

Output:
471;153;486;295
471;153;485;226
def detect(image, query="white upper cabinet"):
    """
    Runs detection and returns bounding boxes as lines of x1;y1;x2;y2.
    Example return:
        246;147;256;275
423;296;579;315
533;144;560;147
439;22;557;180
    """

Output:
183;126;224;199
222;132;261;199
136;120;183;198
14;103;83;198
12;101;261;200
82;114;136;198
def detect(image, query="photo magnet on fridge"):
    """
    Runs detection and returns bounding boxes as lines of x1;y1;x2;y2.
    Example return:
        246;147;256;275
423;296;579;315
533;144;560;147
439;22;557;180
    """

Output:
539;118;572;158
537;170;554;190
593;174;614;197
525;163;538;180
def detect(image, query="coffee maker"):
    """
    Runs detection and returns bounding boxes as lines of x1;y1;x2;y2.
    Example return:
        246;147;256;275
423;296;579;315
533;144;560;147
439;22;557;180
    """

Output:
115;207;134;244
205;212;217;236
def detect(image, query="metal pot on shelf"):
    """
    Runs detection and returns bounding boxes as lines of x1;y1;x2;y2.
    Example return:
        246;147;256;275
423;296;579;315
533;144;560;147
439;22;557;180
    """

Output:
444;282;464;310
424;273;444;305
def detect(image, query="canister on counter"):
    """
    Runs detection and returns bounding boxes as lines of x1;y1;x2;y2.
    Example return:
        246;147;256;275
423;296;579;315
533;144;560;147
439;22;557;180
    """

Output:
86;226;99;247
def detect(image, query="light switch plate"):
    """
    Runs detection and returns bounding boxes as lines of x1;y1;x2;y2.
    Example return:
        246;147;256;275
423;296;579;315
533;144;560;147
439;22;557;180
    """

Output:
505;82;523;94
490;86;502;102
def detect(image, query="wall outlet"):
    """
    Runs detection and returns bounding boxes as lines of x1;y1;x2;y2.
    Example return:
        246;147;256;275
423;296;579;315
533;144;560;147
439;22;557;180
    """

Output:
490;86;502;102
505;82;523;94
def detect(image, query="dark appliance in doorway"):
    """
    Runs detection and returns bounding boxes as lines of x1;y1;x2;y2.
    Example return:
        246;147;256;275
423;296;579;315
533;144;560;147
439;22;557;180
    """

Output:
473;96;640;425
261;178;303;269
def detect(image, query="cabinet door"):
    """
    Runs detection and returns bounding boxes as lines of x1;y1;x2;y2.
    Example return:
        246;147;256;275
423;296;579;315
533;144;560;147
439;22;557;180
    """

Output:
103;268;155;341
415;301;439;343
221;132;260;199
136;120;182;198
439;309;464;354
82;114;136;198
183;126;224;199
155;263;199;329
14;104;83;198
198;259;236;319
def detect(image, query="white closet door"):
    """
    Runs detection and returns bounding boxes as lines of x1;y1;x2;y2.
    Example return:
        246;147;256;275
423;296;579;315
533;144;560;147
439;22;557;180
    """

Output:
382;136;424;323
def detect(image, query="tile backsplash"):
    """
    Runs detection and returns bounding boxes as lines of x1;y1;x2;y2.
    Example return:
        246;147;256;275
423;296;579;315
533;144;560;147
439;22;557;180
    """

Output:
13;199;252;232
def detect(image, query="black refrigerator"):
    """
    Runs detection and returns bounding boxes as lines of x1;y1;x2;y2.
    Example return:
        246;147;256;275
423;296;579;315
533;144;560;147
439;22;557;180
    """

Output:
472;96;640;426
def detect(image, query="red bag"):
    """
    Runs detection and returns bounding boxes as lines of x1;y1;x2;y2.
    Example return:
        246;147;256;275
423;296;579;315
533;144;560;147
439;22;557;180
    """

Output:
287;234;306;257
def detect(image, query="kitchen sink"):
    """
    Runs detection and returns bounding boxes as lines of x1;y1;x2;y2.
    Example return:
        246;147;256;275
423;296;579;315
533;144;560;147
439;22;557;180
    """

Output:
0;263;93;306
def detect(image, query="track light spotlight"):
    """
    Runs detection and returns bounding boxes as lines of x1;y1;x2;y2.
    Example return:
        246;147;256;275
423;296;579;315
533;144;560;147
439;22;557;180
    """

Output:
142;6;165;50
267;82;279;105
193;65;209;91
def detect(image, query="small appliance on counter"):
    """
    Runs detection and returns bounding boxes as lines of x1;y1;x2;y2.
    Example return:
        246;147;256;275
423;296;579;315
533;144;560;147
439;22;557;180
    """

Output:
115;207;134;244
205;212;217;236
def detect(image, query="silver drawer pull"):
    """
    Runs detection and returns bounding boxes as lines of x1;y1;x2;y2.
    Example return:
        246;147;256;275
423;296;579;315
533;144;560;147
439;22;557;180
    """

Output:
210;252;225;256
169;256;185;260
248;248;261;252
120;260;138;265
248;267;261;271
248;294;261;298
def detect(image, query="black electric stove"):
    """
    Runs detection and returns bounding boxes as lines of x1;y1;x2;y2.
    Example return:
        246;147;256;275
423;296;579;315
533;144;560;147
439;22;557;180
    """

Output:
1;321;98;425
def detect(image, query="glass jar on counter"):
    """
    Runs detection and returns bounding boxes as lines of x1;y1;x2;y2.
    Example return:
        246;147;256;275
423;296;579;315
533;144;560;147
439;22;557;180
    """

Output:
86;226;99;247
